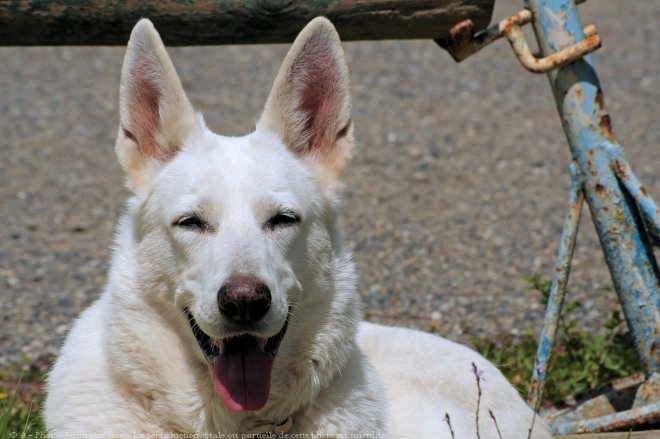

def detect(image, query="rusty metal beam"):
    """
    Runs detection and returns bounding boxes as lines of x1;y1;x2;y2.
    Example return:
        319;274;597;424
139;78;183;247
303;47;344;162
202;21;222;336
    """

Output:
503;21;600;73
525;0;660;379
548;373;660;434
0;0;494;46
609;150;660;244
436;0;592;65
436;9;534;62
522;0;660;433
528;163;584;409
553;402;660;434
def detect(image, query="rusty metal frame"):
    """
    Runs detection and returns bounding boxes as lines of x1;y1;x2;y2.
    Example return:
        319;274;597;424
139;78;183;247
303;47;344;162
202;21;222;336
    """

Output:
440;0;660;433
528;163;584;411
524;0;660;373
437;0;600;73
525;0;660;432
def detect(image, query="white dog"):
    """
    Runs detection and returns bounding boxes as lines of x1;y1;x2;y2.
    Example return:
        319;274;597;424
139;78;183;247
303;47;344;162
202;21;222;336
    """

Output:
45;18;551;439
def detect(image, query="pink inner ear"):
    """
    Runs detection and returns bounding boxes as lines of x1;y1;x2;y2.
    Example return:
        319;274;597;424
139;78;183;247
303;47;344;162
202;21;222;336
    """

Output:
293;39;341;155
126;60;166;161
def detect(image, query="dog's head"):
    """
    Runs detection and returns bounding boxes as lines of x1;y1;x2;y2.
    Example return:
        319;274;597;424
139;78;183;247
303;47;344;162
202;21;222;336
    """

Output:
115;18;353;413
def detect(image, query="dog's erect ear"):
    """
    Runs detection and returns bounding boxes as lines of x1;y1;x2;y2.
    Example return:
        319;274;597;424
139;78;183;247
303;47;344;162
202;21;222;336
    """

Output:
258;17;353;180
116;19;197;193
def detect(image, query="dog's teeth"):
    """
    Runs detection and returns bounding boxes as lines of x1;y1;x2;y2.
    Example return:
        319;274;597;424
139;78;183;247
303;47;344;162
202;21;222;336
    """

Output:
209;339;222;356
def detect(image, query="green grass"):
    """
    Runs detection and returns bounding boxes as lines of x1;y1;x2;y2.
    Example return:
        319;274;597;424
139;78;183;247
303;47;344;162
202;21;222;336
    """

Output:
472;274;640;406
1;361;47;438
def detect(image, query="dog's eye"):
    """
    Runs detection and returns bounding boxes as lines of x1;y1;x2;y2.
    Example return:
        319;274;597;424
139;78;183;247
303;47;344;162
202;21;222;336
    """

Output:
266;211;301;230
174;215;207;231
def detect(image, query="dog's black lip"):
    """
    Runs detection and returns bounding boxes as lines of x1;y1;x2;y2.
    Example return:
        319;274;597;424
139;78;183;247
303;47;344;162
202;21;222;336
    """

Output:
184;308;289;361
185;309;220;358
264;317;289;357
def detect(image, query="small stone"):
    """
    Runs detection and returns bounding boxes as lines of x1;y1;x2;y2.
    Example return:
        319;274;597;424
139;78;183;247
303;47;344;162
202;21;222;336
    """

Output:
412;171;427;182
6;276;19;289
406;147;422;158
386;132;397;144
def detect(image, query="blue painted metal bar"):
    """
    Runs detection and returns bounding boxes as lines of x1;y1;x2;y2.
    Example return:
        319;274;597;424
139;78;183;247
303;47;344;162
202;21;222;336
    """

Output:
524;0;660;376
547;373;660;432
436;0;660;429
551;401;660;435
608;147;660;243
528;163;584;409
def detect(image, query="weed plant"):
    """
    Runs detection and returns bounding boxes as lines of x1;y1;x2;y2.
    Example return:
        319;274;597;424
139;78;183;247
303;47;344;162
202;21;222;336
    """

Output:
473;274;640;406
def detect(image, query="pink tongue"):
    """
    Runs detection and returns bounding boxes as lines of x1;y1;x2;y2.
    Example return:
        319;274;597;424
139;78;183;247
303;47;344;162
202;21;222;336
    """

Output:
213;340;274;412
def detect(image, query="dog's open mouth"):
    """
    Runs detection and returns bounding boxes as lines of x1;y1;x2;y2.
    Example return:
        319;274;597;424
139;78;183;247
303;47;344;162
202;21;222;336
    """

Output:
185;309;289;412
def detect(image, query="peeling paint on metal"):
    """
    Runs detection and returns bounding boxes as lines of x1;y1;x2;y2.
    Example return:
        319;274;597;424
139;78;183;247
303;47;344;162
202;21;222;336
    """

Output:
526;0;660;433
611;151;660;241
545;6;575;48
438;7;530;62
438;3;599;71
552;402;660;434
528;162;583;409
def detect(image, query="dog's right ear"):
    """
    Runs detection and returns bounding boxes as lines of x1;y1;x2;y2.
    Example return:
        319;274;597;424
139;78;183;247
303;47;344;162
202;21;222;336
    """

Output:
258;18;353;186
116;19;197;194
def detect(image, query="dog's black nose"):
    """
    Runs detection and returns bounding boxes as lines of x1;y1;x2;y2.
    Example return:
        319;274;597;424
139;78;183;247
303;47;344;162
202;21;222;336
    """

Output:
218;276;271;325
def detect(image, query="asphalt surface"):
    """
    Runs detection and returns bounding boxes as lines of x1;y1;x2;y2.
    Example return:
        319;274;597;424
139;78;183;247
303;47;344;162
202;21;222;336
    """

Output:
1;0;658;366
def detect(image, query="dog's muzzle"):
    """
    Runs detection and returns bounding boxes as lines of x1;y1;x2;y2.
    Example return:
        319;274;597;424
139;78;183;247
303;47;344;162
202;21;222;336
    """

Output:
184;308;289;412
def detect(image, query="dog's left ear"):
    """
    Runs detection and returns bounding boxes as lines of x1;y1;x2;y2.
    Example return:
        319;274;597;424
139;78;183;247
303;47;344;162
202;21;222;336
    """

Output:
258;17;353;181
116;19;197;193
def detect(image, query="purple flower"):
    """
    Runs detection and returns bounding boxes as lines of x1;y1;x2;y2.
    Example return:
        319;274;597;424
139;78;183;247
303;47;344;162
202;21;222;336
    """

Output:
471;362;484;379
535;357;544;377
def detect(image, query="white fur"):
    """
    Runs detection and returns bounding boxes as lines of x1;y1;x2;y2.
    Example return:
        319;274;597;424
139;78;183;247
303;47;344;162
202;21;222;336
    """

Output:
45;18;551;439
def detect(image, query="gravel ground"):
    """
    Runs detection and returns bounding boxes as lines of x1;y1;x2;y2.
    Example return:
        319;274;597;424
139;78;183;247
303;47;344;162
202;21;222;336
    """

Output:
1;0;658;367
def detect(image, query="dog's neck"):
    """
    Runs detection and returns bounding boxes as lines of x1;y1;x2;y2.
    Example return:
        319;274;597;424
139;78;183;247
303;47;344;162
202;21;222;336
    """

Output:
105;206;362;434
